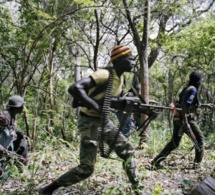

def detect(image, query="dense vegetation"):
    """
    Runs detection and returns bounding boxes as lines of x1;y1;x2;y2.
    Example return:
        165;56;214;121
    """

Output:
0;0;214;194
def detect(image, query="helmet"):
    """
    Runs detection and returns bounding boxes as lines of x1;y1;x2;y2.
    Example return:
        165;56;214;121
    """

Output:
6;95;26;107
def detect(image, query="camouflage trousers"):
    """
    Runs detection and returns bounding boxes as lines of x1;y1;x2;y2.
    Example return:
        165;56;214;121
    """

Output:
152;116;204;165
56;115;138;186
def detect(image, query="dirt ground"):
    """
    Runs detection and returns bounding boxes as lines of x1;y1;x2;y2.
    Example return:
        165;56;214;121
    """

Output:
1;147;215;195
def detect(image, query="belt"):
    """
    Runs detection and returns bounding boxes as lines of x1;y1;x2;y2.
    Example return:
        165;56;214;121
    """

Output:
173;118;180;121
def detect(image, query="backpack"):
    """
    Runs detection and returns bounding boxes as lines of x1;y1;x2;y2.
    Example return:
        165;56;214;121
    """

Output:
0;111;13;149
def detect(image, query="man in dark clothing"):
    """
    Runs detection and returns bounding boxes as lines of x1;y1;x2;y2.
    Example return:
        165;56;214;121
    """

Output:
0;95;28;176
39;45;144;195
151;71;204;169
115;86;141;137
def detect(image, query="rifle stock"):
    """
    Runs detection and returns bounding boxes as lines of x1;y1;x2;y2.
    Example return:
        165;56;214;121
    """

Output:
184;125;201;151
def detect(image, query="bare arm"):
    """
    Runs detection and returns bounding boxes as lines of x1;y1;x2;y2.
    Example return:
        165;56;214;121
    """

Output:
68;77;101;112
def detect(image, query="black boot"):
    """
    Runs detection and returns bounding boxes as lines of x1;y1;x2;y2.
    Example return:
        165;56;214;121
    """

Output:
131;181;141;195
38;181;60;195
151;159;163;170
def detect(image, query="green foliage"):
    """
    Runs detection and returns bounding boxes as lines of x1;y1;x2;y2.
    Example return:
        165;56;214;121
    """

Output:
74;0;95;6
34;10;56;21
146;117;173;157
0;163;16;186
152;183;163;195
164;13;215;74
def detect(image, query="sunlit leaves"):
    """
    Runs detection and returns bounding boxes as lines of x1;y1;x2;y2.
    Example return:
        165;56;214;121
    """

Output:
34;10;56;21
164;14;215;74
74;0;95;6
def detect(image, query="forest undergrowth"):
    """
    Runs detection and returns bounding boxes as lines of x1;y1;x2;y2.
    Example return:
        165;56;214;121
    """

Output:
1;119;215;195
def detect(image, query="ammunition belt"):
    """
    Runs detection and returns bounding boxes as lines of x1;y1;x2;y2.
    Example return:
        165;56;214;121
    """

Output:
99;69;133;158
99;69;114;158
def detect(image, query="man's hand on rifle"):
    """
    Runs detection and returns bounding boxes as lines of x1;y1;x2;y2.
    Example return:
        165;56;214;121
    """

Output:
169;103;180;116
151;110;159;118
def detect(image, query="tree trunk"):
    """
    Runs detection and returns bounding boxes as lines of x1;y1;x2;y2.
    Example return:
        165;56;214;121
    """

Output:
48;38;56;128
75;50;81;116
122;0;151;146
139;0;150;146
32;87;41;151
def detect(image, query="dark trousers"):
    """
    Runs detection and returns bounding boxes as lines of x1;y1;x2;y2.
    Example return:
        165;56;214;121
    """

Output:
153;116;204;165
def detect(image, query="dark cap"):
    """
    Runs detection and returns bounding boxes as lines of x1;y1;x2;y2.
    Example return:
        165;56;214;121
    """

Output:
6;95;26;107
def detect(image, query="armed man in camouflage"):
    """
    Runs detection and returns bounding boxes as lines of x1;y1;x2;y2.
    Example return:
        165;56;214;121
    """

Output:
0;95;28;176
39;45;142;195
151;71;204;169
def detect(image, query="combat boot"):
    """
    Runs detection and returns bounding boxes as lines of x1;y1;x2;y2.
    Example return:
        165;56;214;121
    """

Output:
131;180;143;195
38;181;60;195
150;160;163;170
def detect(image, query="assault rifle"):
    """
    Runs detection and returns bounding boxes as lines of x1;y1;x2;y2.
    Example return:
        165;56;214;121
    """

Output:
0;144;28;163
110;96;181;137
183;124;201;151
110;96;181;115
